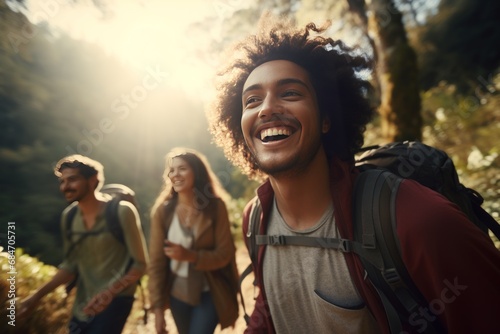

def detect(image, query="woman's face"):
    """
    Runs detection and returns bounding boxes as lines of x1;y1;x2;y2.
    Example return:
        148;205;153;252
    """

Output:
168;157;195;195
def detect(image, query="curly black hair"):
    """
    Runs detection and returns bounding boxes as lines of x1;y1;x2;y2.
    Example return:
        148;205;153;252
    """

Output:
207;16;375;179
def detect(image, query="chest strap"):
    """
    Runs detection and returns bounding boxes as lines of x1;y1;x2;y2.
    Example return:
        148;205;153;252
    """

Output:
255;234;364;254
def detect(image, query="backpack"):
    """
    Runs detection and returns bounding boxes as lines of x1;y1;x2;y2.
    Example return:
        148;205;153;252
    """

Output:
64;183;139;258
64;183;149;324
240;141;500;332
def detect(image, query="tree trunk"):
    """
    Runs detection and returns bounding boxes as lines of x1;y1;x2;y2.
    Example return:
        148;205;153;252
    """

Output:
346;0;382;111
367;0;422;142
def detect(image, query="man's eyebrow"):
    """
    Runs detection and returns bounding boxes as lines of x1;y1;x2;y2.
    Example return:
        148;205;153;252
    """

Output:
242;78;310;96
60;174;79;180
242;83;261;96
277;78;309;89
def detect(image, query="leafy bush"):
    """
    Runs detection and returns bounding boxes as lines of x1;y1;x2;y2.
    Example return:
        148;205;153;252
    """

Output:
0;248;72;334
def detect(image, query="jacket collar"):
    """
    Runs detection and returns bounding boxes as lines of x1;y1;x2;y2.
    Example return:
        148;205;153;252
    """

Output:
255;156;358;237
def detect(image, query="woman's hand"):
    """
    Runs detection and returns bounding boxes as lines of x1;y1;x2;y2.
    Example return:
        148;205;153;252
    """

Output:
164;240;197;262
154;308;168;334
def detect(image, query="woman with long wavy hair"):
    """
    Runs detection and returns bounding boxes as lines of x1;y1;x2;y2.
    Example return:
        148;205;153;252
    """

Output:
148;147;239;334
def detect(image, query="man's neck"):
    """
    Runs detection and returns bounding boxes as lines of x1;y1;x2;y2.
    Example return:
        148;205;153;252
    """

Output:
269;149;332;231
77;194;105;230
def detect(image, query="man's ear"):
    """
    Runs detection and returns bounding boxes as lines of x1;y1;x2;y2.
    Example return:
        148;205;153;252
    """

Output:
322;118;331;134
89;174;99;190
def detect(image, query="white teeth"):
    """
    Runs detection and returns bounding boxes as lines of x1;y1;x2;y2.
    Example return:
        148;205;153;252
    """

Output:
260;127;291;141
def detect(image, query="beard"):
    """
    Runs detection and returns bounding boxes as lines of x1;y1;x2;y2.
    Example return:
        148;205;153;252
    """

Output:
64;188;90;203
254;141;323;178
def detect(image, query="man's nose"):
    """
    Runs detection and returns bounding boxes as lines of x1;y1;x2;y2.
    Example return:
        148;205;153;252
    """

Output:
258;95;283;119
60;182;68;192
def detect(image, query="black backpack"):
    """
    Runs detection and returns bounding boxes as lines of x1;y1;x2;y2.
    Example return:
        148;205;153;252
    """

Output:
63;183;149;324
240;141;500;332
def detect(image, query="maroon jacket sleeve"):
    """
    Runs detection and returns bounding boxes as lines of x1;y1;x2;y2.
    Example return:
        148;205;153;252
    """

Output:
396;179;500;334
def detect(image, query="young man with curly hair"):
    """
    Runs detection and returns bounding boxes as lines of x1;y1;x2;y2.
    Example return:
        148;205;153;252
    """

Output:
207;17;500;334
19;155;148;334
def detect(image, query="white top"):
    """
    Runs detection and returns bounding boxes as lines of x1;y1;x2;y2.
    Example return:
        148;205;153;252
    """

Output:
168;213;193;277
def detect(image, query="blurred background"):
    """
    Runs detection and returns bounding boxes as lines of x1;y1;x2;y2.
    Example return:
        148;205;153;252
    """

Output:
0;0;499;332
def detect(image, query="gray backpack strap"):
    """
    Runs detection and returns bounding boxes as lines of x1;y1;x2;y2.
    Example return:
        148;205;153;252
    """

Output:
247;198;262;263
255;235;359;253
353;169;444;334
240;198;262;325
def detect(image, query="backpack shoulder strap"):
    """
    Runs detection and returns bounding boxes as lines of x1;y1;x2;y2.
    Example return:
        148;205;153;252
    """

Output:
105;197;125;244
64;203;78;240
106;197;149;322
63;203;83;295
64;203;86;258
472;199;500;239
247;198;262;263
239;197;262;325
353;169;444;333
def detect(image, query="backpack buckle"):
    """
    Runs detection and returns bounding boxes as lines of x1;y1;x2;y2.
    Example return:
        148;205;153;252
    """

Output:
255;235;286;246
339;239;352;252
269;235;286;245
383;268;401;285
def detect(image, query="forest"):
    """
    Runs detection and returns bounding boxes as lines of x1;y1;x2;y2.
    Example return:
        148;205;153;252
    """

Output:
0;0;499;332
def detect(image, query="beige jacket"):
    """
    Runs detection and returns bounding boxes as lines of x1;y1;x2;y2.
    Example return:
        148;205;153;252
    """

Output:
148;197;239;329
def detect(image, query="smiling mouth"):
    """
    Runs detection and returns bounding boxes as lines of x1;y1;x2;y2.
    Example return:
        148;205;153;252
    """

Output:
260;127;292;143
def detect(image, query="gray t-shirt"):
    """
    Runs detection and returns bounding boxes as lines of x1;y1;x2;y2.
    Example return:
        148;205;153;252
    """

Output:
263;199;381;333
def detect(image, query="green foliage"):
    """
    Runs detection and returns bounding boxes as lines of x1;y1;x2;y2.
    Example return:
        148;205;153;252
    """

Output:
413;0;500;92
225;197;253;245
0;248;71;334
420;74;500;222
0;249;153;334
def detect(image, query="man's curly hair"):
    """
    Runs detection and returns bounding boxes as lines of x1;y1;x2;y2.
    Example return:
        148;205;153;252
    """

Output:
207;16;375;180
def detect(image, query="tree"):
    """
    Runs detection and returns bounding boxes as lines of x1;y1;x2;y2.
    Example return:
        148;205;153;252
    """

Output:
296;0;422;141
415;0;500;93
364;0;422;141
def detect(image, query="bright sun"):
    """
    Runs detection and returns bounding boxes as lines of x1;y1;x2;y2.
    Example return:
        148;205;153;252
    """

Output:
21;0;221;99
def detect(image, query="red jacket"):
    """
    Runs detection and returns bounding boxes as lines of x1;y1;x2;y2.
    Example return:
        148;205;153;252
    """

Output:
242;157;500;333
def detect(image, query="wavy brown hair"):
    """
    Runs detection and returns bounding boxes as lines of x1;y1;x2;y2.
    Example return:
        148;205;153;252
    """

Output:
207;15;375;180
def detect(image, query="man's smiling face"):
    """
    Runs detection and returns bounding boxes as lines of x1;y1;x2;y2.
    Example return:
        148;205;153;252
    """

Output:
241;60;329;176
58;168;94;203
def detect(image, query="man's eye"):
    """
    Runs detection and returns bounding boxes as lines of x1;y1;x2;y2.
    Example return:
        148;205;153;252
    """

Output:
245;96;260;106
282;90;299;97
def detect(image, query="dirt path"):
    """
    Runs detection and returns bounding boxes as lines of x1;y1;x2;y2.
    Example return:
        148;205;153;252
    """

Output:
123;245;255;334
